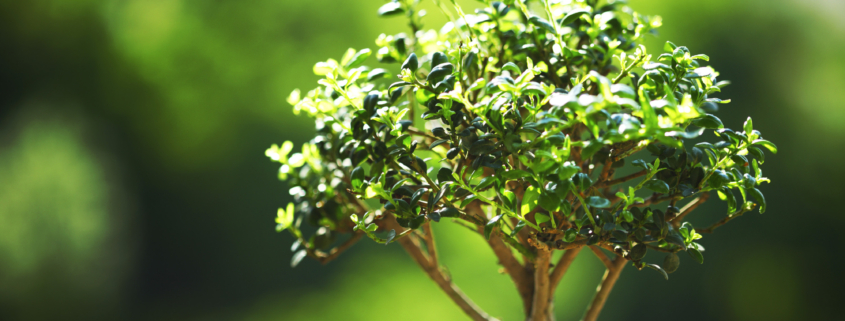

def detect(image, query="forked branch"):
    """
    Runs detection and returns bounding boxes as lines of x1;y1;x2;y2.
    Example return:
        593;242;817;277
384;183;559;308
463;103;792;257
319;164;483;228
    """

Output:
582;256;628;321
386;216;498;321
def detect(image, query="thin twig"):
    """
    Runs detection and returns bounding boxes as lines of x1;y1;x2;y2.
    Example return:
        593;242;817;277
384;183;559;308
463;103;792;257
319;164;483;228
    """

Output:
308;232;364;264
582;257;627;321
630;193;680;208
671;192;710;227
594;169;647;189
549;247;583;296
386;215;498;321
696;205;754;234
588;246;613;270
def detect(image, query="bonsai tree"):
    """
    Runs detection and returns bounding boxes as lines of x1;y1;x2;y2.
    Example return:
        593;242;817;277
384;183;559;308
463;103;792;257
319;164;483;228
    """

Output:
266;0;777;320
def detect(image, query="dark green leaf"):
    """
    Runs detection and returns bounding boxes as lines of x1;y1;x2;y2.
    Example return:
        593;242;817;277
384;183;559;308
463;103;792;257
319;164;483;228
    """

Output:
401;53;419;72
501;169;532;181
644;179;670;194
693;115;724;129
748;187;766;214
752;139;778;154
663;253;680;273
561;9;590;25
587;196;611;208
528;15;556;34
646;263;669;280
688;247;704;264
485;214;504;240
384;229;397;245
351;166;365;190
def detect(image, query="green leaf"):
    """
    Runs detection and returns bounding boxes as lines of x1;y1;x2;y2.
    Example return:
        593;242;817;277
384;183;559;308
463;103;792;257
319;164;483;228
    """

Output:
708;170;731;188
521;186;540;216
427;63;454;83
437;167;454;183
748;187;766;214
752;139;778;154
744;117;753;137
538;191;561;212
558;163;580;180
534;213;550;224
688;247;704;264
501;169;532;181
477;176;498;190
291;249;307;268
377;1;403;16
629;243;647;261
663;253;680;273
351;166;365;190
561;9;590;25
499;190;516;211
431;52;449;68
485;214;504;240
345;49;371;69
646;263;669;280
528;15;556;34
643;179;670;194
384;229;397;245
587;196;611;208
502;62;521;74
401;53;419;72
436;207;461;218
664;41;678;53
564;228;577;242
693;115;724;129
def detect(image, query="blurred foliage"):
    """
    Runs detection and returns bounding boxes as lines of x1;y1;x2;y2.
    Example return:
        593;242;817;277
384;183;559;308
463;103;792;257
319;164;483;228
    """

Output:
0;109;131;320
0;0;843;320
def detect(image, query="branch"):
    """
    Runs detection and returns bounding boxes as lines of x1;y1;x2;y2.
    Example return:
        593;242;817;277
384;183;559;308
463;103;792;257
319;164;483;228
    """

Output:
305;232;364;264
630;193;680;208
594;169;647;189
671;192;710;227
582;257;628;321
549;247;583;296
588;246;613;270
385;216;498;321
468;203;535;314
423;222;440;268
530;248;552;321
696;205;754;234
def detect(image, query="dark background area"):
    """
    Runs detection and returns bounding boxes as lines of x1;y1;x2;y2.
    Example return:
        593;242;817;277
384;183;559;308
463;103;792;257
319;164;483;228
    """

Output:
0;0;843;320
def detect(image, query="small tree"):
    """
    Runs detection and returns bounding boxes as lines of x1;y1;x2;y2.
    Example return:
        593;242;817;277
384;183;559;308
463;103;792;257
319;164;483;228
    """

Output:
266;1;777;320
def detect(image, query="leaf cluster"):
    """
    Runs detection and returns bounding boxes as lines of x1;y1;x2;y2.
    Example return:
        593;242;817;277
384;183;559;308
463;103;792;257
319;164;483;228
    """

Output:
268;0;776;281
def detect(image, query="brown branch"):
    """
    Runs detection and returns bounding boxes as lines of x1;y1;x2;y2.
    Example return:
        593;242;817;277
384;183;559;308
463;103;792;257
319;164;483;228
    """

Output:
671;192;710;227
549;247;583;296
307;232;364;264
630;193;680;208
385;216;498;321
467;203;535;314
530;248;552;321
595;169;648;189
423;222;439;268
696;205;754;234
588;246;613;270
582;257;628;321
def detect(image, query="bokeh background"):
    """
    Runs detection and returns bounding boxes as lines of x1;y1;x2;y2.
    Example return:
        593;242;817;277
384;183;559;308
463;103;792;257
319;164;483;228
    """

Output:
1;0;843;320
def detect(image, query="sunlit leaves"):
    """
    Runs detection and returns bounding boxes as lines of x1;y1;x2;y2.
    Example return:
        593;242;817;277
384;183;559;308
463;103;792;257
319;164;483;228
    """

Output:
265;0;777;282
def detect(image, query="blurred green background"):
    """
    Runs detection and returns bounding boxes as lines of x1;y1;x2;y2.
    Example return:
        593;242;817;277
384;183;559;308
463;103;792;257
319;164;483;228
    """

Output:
0;0;843;320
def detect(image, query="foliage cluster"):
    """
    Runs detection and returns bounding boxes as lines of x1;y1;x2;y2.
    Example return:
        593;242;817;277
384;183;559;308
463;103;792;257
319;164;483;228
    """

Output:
266;0;776;319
